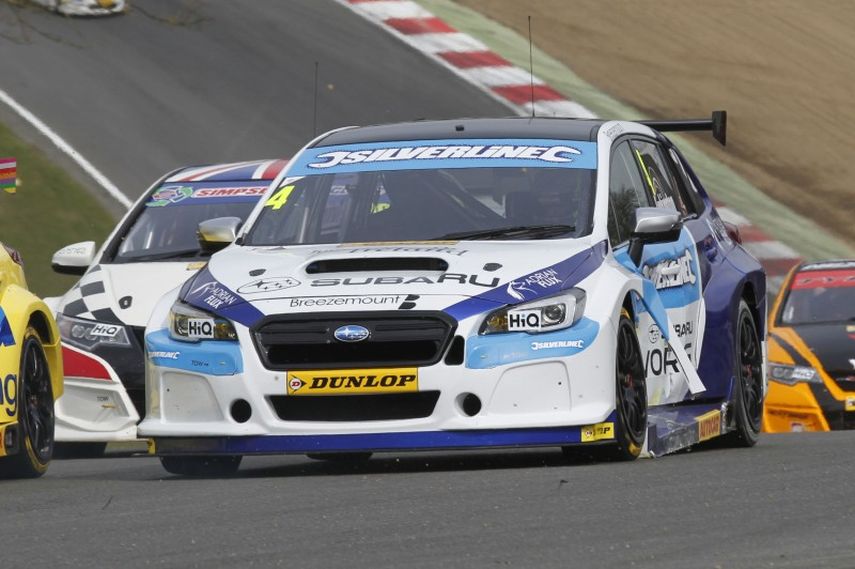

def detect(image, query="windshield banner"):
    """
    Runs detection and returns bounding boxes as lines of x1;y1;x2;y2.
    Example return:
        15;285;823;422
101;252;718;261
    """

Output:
145;181;270;208
287;138;597;176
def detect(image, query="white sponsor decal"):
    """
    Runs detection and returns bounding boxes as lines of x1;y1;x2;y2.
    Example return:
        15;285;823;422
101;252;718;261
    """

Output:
648;324;662;344
308;144;582;169
90;323;121;338
642;250;697;290
237;277;301;294
187;318;215;339
150;351;180;360
507;309;542;331
530;340;584;351
849;359;855;370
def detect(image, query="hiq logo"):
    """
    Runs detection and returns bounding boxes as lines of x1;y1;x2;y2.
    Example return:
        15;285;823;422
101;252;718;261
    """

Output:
187;318;214;339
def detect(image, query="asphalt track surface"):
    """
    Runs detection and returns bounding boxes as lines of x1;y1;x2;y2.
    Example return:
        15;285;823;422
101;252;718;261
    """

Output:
0;432;851;569
0;0;509;205
2;3;855;569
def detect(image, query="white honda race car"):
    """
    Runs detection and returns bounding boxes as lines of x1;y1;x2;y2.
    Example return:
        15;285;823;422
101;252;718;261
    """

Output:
47;159;288;455
139;114;767;476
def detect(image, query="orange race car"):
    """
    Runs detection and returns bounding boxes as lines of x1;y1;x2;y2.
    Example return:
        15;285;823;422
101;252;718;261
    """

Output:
763;260;855;432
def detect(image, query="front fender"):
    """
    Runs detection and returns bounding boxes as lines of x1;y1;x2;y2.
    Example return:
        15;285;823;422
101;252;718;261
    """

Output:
1;285;64;422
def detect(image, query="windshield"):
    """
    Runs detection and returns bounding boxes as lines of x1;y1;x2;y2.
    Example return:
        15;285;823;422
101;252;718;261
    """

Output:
113;182;268;262
245;139;597;246
779;268;855;325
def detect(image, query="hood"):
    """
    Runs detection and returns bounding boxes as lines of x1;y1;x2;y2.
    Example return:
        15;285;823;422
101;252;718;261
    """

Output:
183;239;607;326
791;323;855;378
59;261;204;327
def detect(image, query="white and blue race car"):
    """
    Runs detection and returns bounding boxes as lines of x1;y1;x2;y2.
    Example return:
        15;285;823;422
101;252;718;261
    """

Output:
139;113;767;475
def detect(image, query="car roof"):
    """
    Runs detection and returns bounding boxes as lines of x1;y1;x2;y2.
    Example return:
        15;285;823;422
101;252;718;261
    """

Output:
163;159;289;184
314;117;607;147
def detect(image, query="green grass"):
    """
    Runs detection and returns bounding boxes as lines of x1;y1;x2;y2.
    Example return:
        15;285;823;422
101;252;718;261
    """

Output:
0;121;117;297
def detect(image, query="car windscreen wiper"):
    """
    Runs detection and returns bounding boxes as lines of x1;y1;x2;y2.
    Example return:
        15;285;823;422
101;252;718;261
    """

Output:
434;224;576;241
118;248;207;262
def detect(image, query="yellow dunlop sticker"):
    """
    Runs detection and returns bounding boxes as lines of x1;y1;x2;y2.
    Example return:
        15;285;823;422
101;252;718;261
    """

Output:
846;397;855;412
580;422;615;443
146;439;156;455
696;410;722;442
186;261;207;271
287;368;418;396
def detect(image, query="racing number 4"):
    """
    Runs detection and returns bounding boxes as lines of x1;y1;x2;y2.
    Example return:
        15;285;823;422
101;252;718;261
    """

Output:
265;185;295;211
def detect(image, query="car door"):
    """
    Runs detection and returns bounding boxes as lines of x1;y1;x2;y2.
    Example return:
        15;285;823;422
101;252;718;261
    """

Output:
626;138;705;405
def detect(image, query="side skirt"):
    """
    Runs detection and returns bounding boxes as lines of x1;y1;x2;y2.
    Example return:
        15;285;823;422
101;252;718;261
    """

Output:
643;400;732;457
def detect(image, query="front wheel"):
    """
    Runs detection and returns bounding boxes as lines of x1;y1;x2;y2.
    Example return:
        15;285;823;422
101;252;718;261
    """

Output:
725;300;763;446
565;310;646;462
0;329;55;478
160;455;242;477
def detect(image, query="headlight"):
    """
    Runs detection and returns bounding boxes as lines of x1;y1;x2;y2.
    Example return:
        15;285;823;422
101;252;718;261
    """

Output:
57;313;131;349
169;301;237;342
768;362;820;385
480;289;586;335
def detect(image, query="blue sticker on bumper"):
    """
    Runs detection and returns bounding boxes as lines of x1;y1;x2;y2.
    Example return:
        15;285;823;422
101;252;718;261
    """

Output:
466;317;600;369
145;328;243;375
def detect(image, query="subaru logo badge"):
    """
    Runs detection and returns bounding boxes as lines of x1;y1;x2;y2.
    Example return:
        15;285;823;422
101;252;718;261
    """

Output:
334;325;370;343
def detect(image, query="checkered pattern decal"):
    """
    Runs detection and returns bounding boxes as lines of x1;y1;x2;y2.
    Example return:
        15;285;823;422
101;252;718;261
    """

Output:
61;265;121;323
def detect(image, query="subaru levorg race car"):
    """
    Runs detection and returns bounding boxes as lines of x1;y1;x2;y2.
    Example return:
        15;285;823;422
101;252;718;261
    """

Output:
0;243;63;478
47;159;288;455
139;113;767;476
763;260;855;432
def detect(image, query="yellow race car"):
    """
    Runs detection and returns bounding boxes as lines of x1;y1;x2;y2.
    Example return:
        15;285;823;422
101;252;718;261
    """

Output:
0;243;63;477
763;260;855;432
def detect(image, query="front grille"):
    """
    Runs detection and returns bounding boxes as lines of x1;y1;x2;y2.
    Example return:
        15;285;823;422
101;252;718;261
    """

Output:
830;372;855;393
252;311;456;370
269;392;440;422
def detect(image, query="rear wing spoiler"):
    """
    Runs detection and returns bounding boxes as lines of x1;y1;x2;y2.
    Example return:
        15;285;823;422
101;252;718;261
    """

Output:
639;110;727;146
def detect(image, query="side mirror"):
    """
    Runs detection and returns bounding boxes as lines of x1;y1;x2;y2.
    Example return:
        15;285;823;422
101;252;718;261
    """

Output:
628;207;683;266
52;241;96;275
197;217;242;253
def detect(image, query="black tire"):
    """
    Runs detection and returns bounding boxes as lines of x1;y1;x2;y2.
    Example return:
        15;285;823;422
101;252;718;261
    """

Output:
54;442;107;459
0;328;55;479
725;300;763;447
306;452;373;462
565;310;646;462
160;455;242;477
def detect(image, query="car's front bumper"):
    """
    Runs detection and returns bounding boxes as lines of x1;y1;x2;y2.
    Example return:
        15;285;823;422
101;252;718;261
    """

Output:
139;319;618;454
55;344;140;442
762;380;855;432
